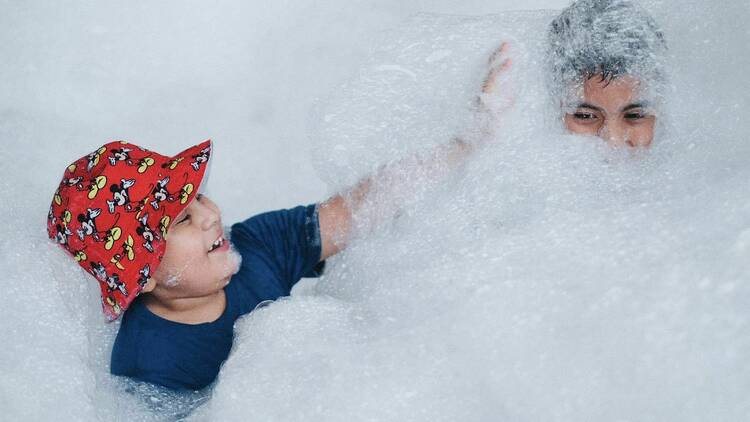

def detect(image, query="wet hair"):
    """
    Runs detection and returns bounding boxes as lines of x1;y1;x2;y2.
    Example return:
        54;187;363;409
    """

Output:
545;0;668;106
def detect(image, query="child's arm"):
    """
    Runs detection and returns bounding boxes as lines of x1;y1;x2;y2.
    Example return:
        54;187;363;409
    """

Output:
317;43;514;260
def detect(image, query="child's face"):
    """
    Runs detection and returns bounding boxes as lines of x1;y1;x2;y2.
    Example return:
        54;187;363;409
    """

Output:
151;194;240;297
563;75;656;148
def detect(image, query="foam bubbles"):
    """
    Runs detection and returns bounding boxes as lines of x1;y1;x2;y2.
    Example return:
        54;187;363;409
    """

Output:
1;1;747;421
202;4;750;421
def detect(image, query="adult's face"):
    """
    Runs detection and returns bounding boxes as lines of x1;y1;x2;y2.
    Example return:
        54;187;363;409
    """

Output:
564;75;656;148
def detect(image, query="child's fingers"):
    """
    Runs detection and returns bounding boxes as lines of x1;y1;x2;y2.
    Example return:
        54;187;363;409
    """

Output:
498;58;512;73
482;64;501;93
482;58;512;93
488;42;510;66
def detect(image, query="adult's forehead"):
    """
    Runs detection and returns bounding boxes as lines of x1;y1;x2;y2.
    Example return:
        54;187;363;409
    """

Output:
564;74;654;101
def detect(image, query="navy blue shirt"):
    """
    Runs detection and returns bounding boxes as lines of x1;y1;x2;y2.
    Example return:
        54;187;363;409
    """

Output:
111;204;324;390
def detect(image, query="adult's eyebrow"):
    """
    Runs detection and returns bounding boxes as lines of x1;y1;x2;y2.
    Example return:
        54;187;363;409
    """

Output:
621;103;648;112
576;103;604;112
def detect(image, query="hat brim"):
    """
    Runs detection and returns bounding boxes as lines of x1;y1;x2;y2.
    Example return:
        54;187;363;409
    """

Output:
99;139;213;320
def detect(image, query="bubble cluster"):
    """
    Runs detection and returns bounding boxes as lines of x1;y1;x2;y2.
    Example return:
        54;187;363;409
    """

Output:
1;1;747;421
204;5;749;421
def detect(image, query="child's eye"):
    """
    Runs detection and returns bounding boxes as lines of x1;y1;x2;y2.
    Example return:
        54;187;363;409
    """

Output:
177;214;190;224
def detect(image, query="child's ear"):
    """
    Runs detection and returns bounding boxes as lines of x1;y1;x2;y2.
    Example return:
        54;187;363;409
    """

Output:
141;277;157;293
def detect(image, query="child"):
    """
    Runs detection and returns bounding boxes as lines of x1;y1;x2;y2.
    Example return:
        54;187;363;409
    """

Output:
46;45;514;391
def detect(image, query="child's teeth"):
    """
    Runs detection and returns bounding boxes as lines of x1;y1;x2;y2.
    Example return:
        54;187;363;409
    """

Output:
209;237;223;252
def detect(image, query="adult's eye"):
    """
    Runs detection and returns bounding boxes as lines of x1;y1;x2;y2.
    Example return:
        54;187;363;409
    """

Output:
574;112;597;121
625;112;646;120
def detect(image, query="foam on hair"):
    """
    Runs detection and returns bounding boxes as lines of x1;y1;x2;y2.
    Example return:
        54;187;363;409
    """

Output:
545;0;668;109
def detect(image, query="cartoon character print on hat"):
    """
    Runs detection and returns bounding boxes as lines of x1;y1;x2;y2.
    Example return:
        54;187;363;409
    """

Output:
47;140;212;321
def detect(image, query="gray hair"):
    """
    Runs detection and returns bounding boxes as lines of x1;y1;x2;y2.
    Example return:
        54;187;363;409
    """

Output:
545;0;668;107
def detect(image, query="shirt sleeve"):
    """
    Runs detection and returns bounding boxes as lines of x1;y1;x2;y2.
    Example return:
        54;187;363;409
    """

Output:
229;203;324;294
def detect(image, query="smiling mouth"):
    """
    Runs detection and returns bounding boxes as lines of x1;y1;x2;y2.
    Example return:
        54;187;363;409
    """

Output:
208;236;225;253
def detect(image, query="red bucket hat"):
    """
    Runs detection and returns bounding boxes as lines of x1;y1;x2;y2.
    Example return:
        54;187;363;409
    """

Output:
47;140;212;321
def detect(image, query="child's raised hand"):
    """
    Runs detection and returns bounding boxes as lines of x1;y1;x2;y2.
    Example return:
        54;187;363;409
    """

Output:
478;42;516;117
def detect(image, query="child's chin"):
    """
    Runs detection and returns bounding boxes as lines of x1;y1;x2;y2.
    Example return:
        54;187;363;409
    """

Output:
224;242;243;276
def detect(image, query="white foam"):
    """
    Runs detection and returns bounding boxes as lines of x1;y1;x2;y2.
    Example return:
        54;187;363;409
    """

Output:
201;4;750;422
1;1;747;421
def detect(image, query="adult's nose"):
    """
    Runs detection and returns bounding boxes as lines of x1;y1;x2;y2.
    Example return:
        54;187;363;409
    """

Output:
599;121;631;147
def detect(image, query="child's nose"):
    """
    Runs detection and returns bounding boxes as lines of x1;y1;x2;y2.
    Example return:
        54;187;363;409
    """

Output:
200;210;219;231
190;200;219;231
